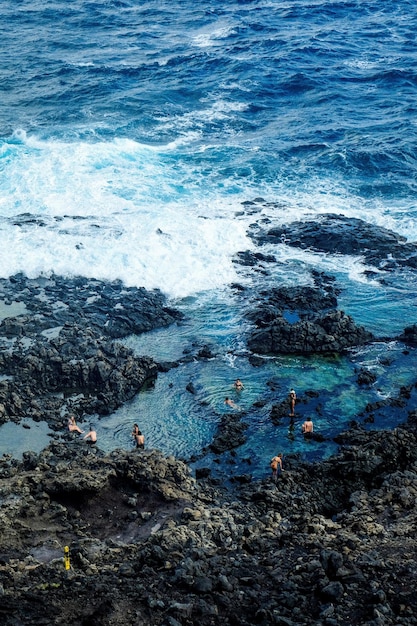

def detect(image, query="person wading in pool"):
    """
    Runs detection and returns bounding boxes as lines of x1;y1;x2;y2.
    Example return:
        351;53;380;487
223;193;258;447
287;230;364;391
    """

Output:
132;423;145;448
83;426;97;445
234;378;244;391
302;417;314;436
135;429;145;449
289;388;296;417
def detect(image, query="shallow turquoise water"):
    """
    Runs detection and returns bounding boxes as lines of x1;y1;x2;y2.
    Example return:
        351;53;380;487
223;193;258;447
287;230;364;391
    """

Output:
96;292;417;479
0;418;53;460
1;284;416;481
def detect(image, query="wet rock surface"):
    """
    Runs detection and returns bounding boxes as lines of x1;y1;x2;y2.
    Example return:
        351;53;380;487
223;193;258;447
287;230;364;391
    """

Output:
247;307;374;356
1;269;417;624
1;421;417;625
250;213;417;271
245;281;374;356
209;412;248;454
0;274;183;427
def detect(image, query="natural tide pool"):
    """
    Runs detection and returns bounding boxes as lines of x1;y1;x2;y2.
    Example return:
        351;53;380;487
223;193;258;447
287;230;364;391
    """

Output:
0;418;53;460
1;286;416;482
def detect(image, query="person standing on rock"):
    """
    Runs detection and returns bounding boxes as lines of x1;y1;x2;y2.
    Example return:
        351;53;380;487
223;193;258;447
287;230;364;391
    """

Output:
289;388;296;417
67;415;84;434
302;417;313;436
270;453;283;481
83;426;97;445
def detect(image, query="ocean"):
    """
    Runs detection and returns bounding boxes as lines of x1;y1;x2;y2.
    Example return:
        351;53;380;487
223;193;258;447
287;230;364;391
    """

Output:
1;0;417;476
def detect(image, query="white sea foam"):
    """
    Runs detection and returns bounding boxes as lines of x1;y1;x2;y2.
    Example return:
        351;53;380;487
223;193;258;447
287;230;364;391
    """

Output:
191;21;238;48
252;185;417;242
1;132;416;301
0;134;256;299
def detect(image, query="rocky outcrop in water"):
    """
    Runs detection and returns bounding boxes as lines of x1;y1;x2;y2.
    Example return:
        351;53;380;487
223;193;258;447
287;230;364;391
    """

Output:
398;324;417;346
0;273;182;338
250;213;417;271
245;283;373;355
0;326;158;421
248;308;374;355
209;411;248;453
0;274;183;426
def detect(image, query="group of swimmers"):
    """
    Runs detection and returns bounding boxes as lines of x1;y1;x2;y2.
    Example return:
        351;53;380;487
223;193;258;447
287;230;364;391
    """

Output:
67;415;144;449
224;378;245;410
67;382;314;476
225;382;315;481
67;416;97;444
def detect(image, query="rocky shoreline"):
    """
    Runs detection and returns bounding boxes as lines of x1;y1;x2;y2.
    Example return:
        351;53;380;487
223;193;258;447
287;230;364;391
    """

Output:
1;213;417;625
1;418;417;625
0;273;182;427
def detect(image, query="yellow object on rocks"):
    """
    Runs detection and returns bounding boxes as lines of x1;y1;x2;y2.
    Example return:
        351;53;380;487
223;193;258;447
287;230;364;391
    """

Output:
64;546;70;571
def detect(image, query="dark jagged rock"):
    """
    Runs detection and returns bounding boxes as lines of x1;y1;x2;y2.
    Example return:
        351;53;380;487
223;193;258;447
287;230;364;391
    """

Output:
271;398;292;423
2;272;417;625
244;281;373;356
197;345;216;359
232;250;276;267
186;382;197;394
248;309;374;355
0;273;183;339
398;324;417;346
0;274;183;426
358;385;414;421
209;413;248;453
2;421;417;625
251;213;417;271
356;367;378;386
246;285;338;326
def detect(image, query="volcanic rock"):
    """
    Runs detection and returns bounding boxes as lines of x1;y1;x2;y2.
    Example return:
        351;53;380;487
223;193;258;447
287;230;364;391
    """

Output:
248;308;373;355
0;274;183;426
251;213;417;270
2;423;417;625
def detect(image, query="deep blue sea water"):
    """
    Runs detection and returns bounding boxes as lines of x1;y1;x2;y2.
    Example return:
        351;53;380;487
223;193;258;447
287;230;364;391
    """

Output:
1;0;417;476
